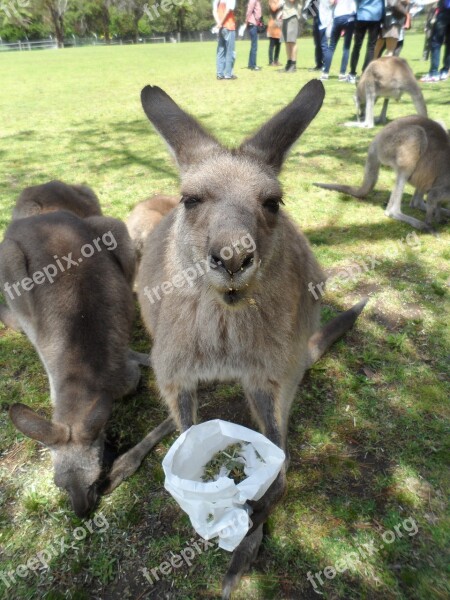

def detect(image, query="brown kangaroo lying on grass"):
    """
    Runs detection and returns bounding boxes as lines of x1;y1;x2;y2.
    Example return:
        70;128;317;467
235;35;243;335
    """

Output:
345;57;428;129
12;180;102;220
316;116;450;231
126;194;178;255
0;211;174;516
137;81;367;598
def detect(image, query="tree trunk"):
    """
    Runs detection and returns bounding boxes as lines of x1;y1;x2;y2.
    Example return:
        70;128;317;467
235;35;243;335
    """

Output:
48;4;65;48
102;3;110;44
133;8;140;44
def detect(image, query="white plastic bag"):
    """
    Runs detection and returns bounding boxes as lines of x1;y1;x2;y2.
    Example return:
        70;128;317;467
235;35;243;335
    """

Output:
162;419;285;551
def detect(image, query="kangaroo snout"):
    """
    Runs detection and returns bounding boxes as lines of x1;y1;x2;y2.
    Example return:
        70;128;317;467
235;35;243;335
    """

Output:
68;484;98;518
208;244;255;276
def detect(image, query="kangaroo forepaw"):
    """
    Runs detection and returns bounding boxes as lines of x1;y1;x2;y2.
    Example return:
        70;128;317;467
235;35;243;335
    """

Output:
247;470;286;533
221;525;264;599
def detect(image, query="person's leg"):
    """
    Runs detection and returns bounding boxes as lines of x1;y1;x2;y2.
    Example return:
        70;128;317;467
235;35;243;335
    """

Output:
224;29;236;77
269;37;275;64
441;17;450;74
385;37;398;56
248;24;258;68
216;29;226;78
394;39;403;57
350;21;367;76
374;36;385;59
324;19;342;74
340;19;355;74
429;13;447;76
274;38;281;63
362;21;381;70
313;17;322;68
319;27;328;70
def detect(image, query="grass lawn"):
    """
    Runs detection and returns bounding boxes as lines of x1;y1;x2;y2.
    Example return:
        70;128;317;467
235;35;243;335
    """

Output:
0;34;449;600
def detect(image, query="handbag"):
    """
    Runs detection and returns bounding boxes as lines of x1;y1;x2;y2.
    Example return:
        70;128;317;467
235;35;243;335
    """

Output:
256;17;267;34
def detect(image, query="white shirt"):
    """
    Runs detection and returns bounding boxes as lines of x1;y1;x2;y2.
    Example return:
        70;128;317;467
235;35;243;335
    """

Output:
334;0;356;18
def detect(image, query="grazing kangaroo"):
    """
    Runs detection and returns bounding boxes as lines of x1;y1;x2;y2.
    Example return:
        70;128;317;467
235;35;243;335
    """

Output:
316;116;450;230
137;81;367;598
12;180;102;220
345;56;428;129
0;211;173;516
125;194;178;254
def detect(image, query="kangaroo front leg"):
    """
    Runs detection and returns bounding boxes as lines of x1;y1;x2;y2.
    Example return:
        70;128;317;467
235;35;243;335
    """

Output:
0;304;23;332
162;386;198;431
385;173;432;231
364;90;375;128
103;417;176;494
410;190;426;210
375;98;389;125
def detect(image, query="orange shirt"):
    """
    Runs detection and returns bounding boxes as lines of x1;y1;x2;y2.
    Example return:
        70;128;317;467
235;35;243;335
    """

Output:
217;1;236;30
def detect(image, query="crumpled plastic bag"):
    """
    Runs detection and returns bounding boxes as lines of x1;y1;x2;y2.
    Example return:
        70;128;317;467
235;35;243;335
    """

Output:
162;419;285;551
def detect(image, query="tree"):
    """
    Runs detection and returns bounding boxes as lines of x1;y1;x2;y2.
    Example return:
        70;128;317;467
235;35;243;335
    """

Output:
38;0;69;47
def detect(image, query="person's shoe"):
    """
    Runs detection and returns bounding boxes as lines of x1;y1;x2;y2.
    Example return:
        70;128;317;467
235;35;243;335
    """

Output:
308;66;322;72
346;74;357;83
420;73;440;83
320;72;329;80
217;75;224;80
440;70;449;81
273;61;282;66
285;63;297;73
224;75;238;80
249;66;261;70
338;73;347;81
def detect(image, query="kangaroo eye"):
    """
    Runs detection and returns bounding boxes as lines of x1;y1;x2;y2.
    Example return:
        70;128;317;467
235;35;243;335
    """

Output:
181;195;202;208
263;197;283;214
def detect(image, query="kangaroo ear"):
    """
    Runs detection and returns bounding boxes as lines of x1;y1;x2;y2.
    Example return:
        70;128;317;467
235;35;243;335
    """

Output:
9;403;69;446
76;394;112;442
141;85;220;169
239;80;325;173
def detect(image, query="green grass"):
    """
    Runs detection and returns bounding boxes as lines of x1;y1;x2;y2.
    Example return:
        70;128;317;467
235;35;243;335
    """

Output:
0;35;449;600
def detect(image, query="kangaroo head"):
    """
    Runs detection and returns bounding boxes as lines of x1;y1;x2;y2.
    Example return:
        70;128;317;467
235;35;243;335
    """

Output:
140;81;324;307
9;397;111;517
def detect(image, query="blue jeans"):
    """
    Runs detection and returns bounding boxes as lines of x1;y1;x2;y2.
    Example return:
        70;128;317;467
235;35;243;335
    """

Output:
324;15;355;74
248;24;258;68
313;17;328;68
217;28;236;78
430;9;450;75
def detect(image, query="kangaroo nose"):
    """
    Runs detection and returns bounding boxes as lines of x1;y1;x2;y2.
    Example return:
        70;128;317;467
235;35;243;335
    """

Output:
209;247;255;275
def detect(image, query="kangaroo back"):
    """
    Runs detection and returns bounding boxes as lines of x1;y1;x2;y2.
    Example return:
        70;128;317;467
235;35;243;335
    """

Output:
12;180;102;220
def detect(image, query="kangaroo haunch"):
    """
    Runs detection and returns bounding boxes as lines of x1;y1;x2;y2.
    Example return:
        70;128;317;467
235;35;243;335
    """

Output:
137;81;367;599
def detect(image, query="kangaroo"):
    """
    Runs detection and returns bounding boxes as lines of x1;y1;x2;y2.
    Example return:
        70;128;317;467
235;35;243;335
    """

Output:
0;210;174;516
125;194;178;254
12;180;102;220
345;56;428;129
137;81;367;598
316;116;450;231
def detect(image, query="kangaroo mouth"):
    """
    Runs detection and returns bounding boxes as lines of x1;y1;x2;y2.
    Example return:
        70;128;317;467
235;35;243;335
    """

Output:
223;288;245;306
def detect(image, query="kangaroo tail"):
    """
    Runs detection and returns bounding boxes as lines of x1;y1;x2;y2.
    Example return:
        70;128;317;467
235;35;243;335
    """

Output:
307;298;368;367
315;142;380;199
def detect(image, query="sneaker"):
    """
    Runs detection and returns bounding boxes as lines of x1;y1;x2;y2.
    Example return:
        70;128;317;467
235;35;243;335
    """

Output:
308;66;322;72
420;73;440;83
273;61;282;66
320;73;329;80
338;73;347;81
285;64;297;73
346;74;356;83
249;66;261;71
224;75;237;80
217;75;224;80
440;70;449;81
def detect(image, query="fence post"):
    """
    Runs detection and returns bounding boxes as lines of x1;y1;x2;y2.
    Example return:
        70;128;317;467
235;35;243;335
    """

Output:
19;40;22;51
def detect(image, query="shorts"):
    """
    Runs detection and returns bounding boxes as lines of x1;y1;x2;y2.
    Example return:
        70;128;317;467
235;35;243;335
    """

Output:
282;15;299;43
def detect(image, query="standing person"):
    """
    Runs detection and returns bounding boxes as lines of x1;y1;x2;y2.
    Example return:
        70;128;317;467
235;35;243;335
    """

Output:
282;0;301;72
374;0;409;58
213;0;237;80
268;0;283;65
421;0;450;82
321;0;356;80
246;0;263;70
310;0;333;71
347;0;384;82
